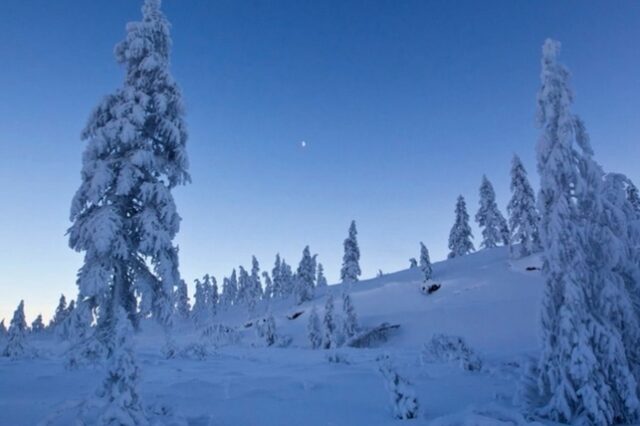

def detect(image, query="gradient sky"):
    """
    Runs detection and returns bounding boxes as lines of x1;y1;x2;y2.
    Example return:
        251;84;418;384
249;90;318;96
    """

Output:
1;1;639;322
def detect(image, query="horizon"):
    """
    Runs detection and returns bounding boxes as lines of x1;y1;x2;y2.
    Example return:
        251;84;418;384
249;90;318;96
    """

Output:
1;0;639;323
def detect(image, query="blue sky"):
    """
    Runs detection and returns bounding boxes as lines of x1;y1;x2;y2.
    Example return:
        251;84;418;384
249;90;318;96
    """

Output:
1;0;639;322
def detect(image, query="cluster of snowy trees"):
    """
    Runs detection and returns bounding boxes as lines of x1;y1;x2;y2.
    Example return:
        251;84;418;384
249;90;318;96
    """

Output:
446;156;542;260
307;289;359;349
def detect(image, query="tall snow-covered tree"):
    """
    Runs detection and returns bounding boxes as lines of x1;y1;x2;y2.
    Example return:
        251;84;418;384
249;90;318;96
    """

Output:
507;155;541;258
262;272;273;300
280;260;294;297
475;175;509;248
31;315;45;334
341;220;361;284
626;181;640;215
271;255;283;298
68;0;189;342
419;242;432;281
316;263;328;290
174;279;190;319
247;256;263;312
92;307;147;425
237;266;250;308
295;246;316;304
307;305;322;349
342;291;358;339
221;269;238;307
523;39;640;425
2;301;28;359
322;293;336;349
50;294;68;329
191;278;208;327
448;196;475;258
210;275;219;318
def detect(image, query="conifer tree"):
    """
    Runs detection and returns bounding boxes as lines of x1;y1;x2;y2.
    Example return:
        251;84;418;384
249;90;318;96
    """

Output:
50;294;68;329
307;306;322;349
626;181;640;215
475;176;509;248
0;320;7;338
210;275;219;318
280;260;294;297
316;263;328;290
295;246;316;304
507;155;542;258
68;0;189;341
409;258;418;269
175;279;190;319
448;196;475;258
247;256;263;312
65;298;104;369
31;315;45;334
419;242;432;281
191;279;208;327
271;255;283;298
237;266;250;309
341;220;361;284
342;291;358;339
2;301;28;359
322;294;336;349
524;39;640;425
93;307;147;426
262;272;273;300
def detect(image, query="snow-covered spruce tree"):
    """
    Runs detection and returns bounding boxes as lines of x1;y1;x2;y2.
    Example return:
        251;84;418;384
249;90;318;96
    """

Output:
262;271;273;300
191;278;208;327
523;39;640;425
409;258;418;269
247;256;263;312
342;291;358;339
174;279;190;320
507;154;541;258
448;196;475;258
341;220;361;284
65;298;105;369
316;263;328;290
322;293;337;349
261;312;277;346
419;242;432;282
92;307;147;426
0;320;7;338
31;315;45;334
271;254;283;298
49;294;68;329
475;175;509;249
295;246;316;304
221;269;238;307
280;260;294;297
237;266;250;309
2;301;29;359
378;355;420;420
307;305;322;349
68;0;189;346
210;275;219;318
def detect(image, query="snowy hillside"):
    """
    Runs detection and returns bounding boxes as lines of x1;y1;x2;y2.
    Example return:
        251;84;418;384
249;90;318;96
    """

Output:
0;247;548;425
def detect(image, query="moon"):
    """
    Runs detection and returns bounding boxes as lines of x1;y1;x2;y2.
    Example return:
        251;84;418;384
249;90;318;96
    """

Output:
300;140;307;148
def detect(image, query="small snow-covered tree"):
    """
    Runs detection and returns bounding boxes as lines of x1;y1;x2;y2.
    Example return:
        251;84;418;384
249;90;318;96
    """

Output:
262;272;273;300
68;0;189;341
259;312;277;347
409;258;418;269
2;301;28;359
92;307;147;426
627;181;640;215
475;175;509;248
295;246;316;304
378;355;420;420
246;256;263;313
280;260;294;297
307;305;322;349
322;294;337;349
221;269;238;307
237;266;250;309
174;279;190;320
191;279;208;327
419;242;432;281
210;276;219;318
448;196;475;258
507;155;541;258
316;263;328;290
342;291;358;339
523;39;640;425
271;254;283;298
50;294;68;329
31;315;45;334
341;220;361;284
65;297;104;369
0;320;7;338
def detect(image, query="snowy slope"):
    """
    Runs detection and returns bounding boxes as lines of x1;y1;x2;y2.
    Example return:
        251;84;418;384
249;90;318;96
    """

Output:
0;247;547;425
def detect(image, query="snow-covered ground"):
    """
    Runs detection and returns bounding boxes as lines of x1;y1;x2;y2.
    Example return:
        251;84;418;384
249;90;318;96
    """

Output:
0;247;547;425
